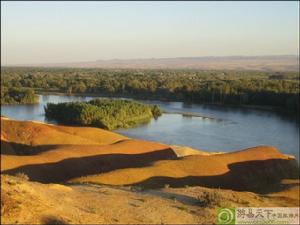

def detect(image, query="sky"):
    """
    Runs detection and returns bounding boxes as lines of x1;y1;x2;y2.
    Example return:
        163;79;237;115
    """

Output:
1;1;299;65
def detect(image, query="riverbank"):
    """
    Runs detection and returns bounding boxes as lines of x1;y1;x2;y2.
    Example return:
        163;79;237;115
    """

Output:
37;91;223;120
35;90;299;117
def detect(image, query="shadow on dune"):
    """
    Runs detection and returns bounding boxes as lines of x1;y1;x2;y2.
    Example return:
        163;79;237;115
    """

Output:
2;148;177;183
126;158;299;194
1;140;63;155
2;138;298;194
0;139;163;156
2;149;298;194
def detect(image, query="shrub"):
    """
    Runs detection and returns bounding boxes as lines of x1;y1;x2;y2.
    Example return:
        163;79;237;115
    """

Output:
15;172;29;181
197;190;221;207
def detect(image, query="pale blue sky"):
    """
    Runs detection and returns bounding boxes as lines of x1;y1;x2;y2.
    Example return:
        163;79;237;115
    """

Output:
1;1;299;65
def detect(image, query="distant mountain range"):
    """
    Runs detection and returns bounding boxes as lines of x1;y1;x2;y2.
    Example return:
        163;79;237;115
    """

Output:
9;55;300;71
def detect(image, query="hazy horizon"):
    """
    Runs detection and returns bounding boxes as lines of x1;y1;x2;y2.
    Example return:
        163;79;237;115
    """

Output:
2;54;298;66
1;1;299;65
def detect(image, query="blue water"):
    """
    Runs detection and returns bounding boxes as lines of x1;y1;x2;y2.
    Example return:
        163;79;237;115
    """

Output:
1;94;299;159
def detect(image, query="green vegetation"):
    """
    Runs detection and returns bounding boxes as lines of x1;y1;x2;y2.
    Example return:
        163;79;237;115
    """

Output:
197;190;222;207
1;86;38;105
1;67;299;113
44;98;162;130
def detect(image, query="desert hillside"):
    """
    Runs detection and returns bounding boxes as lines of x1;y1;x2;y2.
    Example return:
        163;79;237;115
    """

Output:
18;55;300;72
1;116;299;224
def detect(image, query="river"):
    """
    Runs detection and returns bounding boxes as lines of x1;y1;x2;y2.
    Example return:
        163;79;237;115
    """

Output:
1;94;299;159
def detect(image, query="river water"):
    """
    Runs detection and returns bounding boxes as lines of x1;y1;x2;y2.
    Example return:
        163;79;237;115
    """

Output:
1;94;299;159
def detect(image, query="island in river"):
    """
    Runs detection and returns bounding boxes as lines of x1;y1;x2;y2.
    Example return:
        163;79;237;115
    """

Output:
44;98;162;130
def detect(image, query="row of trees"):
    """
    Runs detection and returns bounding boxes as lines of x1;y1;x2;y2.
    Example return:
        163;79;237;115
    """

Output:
2;67;299;113
45;98;162;130
1;86;38;105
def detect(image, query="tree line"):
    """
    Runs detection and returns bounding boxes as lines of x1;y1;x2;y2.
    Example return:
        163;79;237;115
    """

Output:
1;86;38;104
1;67;299;113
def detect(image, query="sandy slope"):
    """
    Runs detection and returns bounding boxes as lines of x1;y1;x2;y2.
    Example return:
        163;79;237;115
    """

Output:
1;117;299;224
1;117;298;191
1;140;174;171
1;117;127;150
1;139;177;183
1;117;177;183
2;175;299;224
70;146;298;191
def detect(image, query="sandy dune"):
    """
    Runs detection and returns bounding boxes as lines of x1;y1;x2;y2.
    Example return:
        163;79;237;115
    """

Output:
1;117;299;224
70;146;298;192
1;117;177;183
1;117;127;151
1;117;298;194
1;141;177;183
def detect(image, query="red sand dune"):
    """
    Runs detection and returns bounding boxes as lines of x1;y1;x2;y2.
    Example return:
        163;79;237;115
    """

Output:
1;117;127;149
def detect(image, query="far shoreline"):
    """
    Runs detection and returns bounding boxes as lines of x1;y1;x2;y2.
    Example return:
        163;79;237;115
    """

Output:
35;90;298;118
